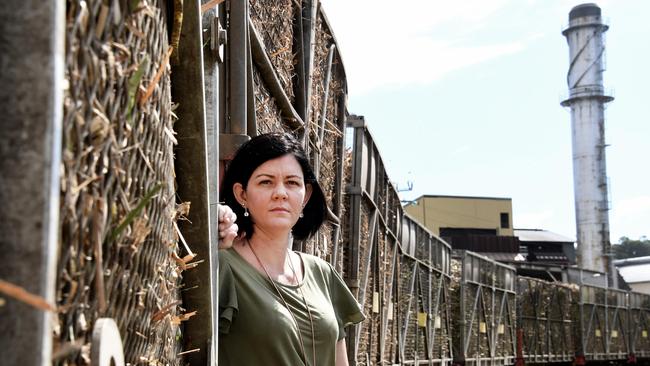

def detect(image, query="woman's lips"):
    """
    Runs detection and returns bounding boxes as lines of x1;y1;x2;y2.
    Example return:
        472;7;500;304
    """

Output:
270;208;290;213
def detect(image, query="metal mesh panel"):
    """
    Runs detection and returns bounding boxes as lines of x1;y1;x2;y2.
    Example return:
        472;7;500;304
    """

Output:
607;290;628;357
417;265;430;360
249;0;296;101
451;252;516;365
254;67;288;135
380;235;398;364
630;292;650;358
430;272;452;362
398;256;418;362
355;203;372;365
577;286;608;359
56;1;181;364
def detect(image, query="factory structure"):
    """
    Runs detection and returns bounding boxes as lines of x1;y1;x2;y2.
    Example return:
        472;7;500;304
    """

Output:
561;3;616;284
404;195;578;281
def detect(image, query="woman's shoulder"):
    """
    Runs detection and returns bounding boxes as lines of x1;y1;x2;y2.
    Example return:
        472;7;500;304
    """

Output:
218;247;241;268
299;252;330;268
299;252;339;281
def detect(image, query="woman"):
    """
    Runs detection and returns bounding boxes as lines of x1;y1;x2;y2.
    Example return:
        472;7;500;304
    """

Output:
218;133;364;366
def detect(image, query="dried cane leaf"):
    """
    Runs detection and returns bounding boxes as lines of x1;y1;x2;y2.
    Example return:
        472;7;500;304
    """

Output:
0;279;56;312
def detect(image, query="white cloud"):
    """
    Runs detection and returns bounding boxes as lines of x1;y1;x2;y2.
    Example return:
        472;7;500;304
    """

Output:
322;0;620;95
452;145;471;155
323;0;526;94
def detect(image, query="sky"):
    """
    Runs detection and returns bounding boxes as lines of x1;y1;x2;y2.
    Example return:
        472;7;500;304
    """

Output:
322;0;650;242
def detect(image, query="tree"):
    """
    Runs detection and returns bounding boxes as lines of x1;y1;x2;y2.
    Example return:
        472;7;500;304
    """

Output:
613;236;650;259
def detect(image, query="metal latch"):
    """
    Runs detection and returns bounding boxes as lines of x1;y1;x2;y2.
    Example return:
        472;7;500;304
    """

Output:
210;16;227;63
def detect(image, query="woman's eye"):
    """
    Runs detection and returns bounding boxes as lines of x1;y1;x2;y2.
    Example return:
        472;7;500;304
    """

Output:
259;180;272;185
287;180;301;186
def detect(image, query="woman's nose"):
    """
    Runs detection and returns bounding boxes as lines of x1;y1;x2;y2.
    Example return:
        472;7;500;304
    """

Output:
272;184;288;199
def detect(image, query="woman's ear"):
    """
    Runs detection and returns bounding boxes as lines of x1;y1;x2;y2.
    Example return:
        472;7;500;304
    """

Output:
303;183;313;206
233;183;246;206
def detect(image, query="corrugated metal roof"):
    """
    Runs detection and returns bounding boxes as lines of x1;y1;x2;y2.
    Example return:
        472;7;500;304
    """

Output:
617;263;650;283
514;229;574;243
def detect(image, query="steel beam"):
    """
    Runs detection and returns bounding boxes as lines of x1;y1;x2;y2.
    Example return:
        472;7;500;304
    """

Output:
0;1;64;365
202;1;226;363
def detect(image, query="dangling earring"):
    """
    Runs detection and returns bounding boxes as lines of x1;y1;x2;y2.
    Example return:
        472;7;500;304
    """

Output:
243;205;249;217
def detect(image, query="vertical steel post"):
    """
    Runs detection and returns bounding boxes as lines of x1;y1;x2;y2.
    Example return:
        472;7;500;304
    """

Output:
346;116;365;365
228;0;247;136
170;0;215;364
0;1;64;365
331;95;347;270
202;0;226;362
299;0;319;150
220;0;250;162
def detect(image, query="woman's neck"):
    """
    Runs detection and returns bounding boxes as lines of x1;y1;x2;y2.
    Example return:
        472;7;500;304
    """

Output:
246;228;293;271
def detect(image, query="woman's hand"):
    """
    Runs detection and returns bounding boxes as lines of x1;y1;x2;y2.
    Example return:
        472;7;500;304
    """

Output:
218;204;238;249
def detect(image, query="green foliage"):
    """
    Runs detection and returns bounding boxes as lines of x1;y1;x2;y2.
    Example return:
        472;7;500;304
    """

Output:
108;183;162;244
127;56;149;120
613;236;650;259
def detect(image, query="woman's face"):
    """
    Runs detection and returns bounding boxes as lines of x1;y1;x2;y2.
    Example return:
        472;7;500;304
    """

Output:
233;154;312;236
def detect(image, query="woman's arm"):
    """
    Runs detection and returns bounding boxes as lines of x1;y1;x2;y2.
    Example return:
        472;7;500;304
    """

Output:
335;338;349;366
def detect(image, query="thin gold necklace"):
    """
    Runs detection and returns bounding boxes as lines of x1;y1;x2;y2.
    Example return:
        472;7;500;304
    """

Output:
247;240;317;366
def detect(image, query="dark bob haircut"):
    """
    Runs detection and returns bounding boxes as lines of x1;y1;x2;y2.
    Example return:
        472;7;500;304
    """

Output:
220;132;327;240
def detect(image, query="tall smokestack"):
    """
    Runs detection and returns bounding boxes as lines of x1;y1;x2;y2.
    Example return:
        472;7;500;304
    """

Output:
561;3;614;279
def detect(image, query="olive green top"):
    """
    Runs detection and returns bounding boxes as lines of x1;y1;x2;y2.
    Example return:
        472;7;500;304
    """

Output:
218;248;365;366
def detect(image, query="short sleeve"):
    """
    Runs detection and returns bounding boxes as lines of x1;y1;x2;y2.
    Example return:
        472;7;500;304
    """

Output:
218;255;238;334
326;263;365;340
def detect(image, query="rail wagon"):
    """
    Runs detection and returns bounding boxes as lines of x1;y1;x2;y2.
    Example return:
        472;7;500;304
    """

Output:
567;269;630;364
451;251;517;366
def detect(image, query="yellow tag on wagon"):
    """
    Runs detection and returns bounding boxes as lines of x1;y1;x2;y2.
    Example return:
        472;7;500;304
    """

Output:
595;329;601;337
417;312;427;327
480;322;487;334
642;330;648;338
612;330;618;338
